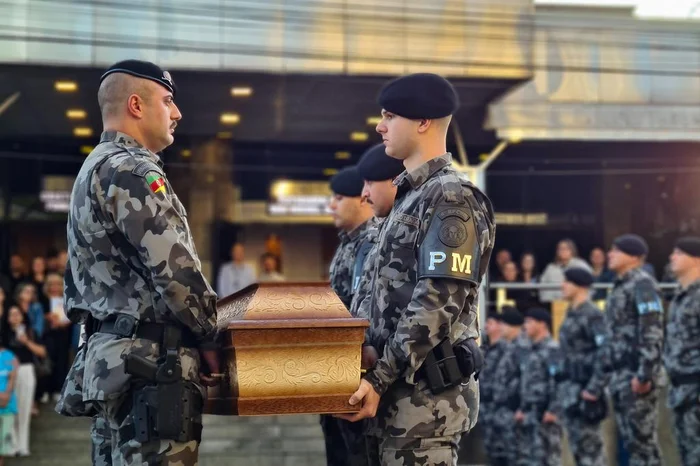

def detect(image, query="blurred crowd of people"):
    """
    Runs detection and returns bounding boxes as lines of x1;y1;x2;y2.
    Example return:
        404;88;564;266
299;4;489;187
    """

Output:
0;249;78;459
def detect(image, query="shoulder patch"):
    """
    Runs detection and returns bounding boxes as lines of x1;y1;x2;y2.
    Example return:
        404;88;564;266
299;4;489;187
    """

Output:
132;161;167;195
417;205;480;284
634;279;663;315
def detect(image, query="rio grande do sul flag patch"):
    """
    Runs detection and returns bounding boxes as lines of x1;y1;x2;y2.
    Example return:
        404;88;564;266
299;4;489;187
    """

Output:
146;172;166;194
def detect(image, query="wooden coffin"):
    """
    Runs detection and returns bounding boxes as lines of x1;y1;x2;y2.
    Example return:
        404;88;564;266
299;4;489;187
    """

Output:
204;282;369;416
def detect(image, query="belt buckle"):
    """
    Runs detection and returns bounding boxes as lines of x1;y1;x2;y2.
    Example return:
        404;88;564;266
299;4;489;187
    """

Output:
114;314;137;338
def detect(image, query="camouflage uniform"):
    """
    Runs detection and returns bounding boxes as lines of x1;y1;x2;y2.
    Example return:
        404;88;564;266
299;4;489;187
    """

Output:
477;338;507;464
557;301;608;466
329;219;373;309
599;267;664;466
662;279;700;466
359;154;496;466
57;131;217;465
517;336;561;466
323;218;374;466
490;335;528;466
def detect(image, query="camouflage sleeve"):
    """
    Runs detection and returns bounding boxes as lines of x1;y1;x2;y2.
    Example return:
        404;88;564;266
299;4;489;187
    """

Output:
364;277;469;394
102;161;217;342
584;312;610;396
634;279;665;383
547;346;562;415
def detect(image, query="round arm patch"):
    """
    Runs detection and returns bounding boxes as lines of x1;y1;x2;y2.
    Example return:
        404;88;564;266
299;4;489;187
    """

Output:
417;206;481;284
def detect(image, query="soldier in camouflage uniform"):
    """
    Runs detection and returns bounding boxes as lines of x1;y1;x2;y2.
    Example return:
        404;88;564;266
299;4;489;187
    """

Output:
514;308;561;466
477;310;507;465
556;268;608;466
593;234;664;466
336;73;496;466
323;143;407;466
350;143;405;316
324;165;375;466
55;60;220;465
663;236;700;466
490;307;526;466
328;166;375;309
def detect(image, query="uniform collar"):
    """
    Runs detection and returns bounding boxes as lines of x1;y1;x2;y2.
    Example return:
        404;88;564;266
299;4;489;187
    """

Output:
678;278;700;297
393;153;452;192
100;130;163;167
614;266;643;284
339;218;372;242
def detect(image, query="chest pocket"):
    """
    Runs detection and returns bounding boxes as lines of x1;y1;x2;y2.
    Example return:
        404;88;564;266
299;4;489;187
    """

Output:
378;213;420;283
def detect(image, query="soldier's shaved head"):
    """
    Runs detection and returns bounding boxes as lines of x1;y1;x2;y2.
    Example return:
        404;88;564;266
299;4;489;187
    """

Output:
98;73;153;121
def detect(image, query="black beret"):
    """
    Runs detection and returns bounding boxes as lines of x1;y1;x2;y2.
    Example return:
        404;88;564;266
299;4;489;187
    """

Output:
526;307;552;327
356;144;405;181
100;59;177;96
500;306;524;327
676;236;700;258
486;309;502;322
377;73;460;120
330;166;364;197
564;267;594;288
613;234;648;257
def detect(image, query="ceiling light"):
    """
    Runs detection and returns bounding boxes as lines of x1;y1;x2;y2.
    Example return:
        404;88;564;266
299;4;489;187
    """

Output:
335;151;351;160
73;127;93;137
350;132;368;142
181;149;192;158
231;87;253;97
66;109;86;119
217;131;233;139
55;81;77;92
323;168;339;176
366;116;382;125
80;145;94;155
220;113;240;125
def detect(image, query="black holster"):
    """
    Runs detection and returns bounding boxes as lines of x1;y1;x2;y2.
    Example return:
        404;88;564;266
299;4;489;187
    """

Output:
418;337;483;395
124;324;204;444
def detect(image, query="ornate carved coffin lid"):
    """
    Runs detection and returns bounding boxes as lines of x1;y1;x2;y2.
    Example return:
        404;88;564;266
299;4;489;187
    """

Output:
216;282;369;331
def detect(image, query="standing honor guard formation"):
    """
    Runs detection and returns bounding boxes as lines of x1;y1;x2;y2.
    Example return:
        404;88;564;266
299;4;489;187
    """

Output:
53;57;700;466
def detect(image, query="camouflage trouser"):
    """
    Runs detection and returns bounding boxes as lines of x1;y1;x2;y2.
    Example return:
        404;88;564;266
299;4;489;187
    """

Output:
96;393;199;465
366;434;461;466
563;414;606;466
516;416;562;466
489;406;518;464
673;403;700;466
611;385;661;466
320;415;369;466
91;415;113;466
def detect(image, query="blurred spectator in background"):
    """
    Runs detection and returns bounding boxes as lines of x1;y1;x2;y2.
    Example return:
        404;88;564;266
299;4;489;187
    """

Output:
42;273;72;403
0;336;18;466
519;252;540;283
7;256;27;296
590;247;615;301
258;253;285;283
518;252;543;310
539;239;592;303
13;284;44;340
0;288;5;321
56;250;68;277
1;305;46;457
265;233;284;273
217;242;256;297
29;257;47;306
493;249;512;281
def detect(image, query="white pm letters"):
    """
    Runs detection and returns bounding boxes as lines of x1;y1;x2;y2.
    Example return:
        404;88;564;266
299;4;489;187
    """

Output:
428;252;447;271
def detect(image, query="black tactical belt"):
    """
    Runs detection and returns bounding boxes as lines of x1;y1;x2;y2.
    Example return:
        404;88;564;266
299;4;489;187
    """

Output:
97;314;198;348
669;373;699;387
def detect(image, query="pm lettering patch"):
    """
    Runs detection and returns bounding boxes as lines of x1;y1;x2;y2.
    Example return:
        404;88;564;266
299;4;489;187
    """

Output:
419;206;480;283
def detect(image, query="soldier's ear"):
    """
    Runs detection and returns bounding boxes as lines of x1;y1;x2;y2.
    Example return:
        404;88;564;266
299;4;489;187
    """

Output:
416;119;431;134
127;94;144;119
